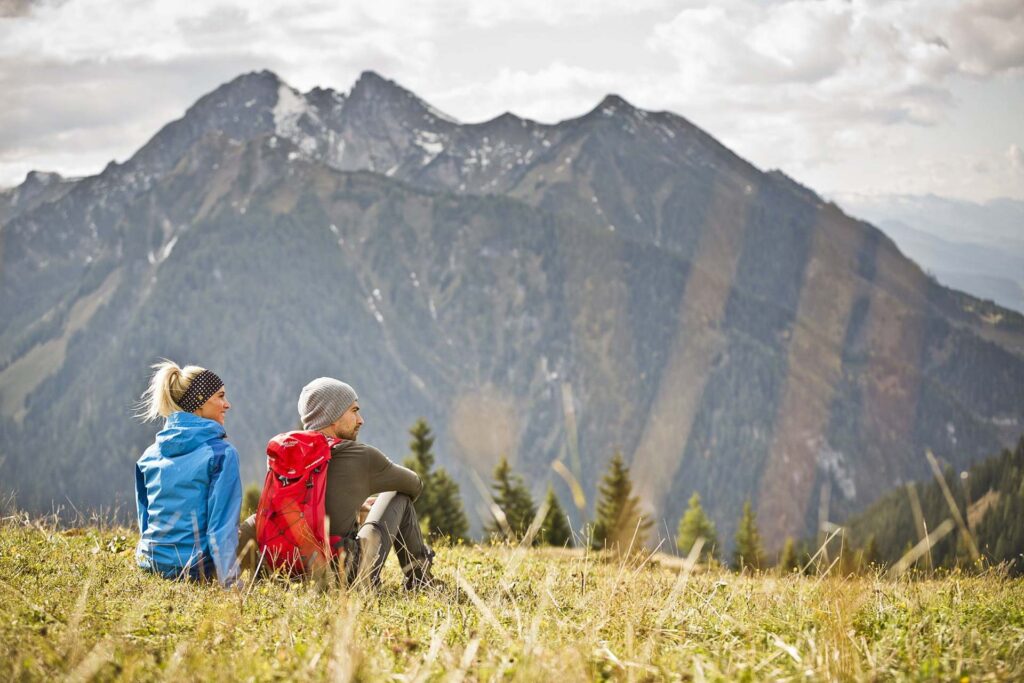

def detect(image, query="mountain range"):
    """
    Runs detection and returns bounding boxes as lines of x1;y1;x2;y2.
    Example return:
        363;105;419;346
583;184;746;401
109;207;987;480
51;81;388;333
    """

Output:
1;70;1022;549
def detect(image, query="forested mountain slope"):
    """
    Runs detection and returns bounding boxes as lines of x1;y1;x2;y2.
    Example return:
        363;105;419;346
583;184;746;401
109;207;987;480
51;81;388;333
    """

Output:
842;437;1024;575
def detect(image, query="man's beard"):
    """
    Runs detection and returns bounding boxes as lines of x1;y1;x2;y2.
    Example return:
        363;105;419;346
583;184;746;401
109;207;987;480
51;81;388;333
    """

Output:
339;426;360;441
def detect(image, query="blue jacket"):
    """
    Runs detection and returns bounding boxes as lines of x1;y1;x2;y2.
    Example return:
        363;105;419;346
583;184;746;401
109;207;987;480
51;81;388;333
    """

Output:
135;412;242;585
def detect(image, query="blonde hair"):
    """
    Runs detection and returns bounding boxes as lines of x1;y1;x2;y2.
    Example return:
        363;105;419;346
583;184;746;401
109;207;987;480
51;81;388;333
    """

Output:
138;359;208;421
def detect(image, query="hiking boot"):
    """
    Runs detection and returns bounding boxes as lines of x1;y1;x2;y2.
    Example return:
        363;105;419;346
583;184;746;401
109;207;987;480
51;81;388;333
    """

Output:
404;547;440;591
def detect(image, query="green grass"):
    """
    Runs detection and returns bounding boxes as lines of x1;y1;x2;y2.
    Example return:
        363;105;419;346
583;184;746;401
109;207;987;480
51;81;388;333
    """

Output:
2;514;1022;681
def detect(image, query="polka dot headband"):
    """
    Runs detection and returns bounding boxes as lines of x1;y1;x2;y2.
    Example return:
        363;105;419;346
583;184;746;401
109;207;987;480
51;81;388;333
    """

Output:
177;370;224;413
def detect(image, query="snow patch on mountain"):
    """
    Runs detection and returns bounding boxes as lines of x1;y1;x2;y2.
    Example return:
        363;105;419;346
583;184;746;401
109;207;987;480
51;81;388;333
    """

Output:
146;235;178;265
273;84;318;155
415;130;445;165
817;443;857;500
366;295;384;323
161;235;178;261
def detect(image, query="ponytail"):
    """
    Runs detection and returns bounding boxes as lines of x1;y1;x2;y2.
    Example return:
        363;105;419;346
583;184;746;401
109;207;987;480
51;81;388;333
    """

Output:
137;359;208;421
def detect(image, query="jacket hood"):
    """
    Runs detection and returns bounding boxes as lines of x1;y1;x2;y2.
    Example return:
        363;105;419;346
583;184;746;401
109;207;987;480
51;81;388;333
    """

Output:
156;411;226;457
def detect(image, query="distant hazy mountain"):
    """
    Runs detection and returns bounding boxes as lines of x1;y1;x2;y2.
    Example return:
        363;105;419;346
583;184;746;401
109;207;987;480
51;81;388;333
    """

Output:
2;71;1022;550
836;194;1024;314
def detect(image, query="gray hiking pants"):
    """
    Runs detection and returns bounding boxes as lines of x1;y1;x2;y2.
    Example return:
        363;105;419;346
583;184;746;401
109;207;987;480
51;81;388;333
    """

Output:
354;491;430;587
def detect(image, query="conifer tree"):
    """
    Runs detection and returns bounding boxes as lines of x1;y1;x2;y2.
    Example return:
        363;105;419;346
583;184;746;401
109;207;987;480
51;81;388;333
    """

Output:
733;500;765;570
427;469;469;542
404;419;436;517
778;536;799;573
675;492;717;560
592;451;652;552
485;456;538;542
541;485;573;547
402;418;469;541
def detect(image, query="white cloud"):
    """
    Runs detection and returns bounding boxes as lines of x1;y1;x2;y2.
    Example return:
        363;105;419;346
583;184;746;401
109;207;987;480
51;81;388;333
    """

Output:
435;62;624;123
648;1;963;105
1008;143;1024;171
637;0;1023;199
444;0;675;28
0;0;1020;201
645;0;1022;120
816;145;1024;201
649;1;858;86
945;0;1024;76
0;1;437;79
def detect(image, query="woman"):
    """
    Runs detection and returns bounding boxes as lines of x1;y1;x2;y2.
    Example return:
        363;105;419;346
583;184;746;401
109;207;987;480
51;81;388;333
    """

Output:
134;360;241;586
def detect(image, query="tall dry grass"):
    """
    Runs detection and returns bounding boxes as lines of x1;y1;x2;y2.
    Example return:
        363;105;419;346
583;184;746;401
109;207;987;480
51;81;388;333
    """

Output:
2;512;1022;680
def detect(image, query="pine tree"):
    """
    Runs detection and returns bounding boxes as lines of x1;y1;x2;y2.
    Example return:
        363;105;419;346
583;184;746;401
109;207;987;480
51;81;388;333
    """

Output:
733;500;765;571
402;418;469;541
485;456;538;542
675;492;717;560
404;419;436;519
592;451;652;552
778;536;798;573
427;469;470;542
541;486;573;547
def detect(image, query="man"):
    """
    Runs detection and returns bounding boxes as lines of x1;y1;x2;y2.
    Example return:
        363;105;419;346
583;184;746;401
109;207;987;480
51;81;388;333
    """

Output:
241;377;436;589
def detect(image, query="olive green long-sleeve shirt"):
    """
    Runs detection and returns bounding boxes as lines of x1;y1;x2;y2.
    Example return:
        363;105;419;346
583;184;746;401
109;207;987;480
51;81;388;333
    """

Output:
323;440;422;537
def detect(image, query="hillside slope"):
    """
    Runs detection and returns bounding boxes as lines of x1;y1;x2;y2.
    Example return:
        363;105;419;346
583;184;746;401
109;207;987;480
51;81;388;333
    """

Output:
842;437;1024;574
2;518;1023;680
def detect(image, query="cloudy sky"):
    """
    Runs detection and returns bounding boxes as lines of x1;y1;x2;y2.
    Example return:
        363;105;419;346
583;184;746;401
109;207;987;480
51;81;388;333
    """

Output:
2;0;1022;202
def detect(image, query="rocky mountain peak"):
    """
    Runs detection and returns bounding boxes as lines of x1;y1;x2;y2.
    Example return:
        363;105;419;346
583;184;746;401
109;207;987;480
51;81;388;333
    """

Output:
306;85;347;114
182;69;283;127
346;70;458;126
0;170;69;222
573;94;646;129
19;170;63;192
215;69;282;95
349;70;414;106
126;70;282;178
594;93;635;113
490;111;523;124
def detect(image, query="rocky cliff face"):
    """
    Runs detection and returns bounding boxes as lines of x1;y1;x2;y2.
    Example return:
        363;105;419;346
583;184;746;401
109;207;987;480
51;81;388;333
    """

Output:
2;71;1021;547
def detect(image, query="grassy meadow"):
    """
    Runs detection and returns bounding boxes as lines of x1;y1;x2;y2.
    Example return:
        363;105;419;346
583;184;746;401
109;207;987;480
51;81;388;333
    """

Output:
2;513;1023;681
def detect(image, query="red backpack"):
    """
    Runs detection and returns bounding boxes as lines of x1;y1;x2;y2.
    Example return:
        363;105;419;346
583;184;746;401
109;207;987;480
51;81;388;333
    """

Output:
255;430;343;574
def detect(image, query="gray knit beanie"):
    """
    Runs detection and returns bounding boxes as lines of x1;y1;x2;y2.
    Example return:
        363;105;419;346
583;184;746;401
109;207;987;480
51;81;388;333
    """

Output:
298;377;358;431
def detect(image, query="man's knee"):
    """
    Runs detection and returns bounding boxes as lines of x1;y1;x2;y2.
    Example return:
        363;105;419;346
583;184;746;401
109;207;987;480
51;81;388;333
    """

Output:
358;520;386;544
353;522;385;587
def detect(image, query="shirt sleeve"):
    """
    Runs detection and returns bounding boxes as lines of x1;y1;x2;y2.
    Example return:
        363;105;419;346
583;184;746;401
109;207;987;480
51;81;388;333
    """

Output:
365;444;423;500
206;443;242;586
135;464;149;534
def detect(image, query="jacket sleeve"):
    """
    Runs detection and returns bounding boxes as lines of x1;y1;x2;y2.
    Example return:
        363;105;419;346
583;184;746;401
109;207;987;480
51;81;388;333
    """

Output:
206;443;242;586
366;445;423;500
135;464;149;534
